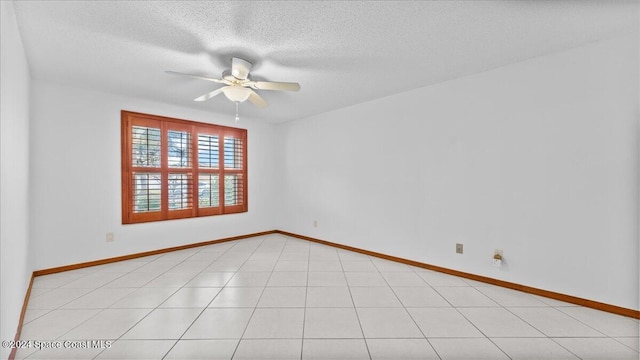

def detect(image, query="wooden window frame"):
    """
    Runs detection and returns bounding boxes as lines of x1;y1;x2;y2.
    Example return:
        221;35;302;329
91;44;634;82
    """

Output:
121;110;247;224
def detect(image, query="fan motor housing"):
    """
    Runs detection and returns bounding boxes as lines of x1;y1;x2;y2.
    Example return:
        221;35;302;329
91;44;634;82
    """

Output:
222;69;238;82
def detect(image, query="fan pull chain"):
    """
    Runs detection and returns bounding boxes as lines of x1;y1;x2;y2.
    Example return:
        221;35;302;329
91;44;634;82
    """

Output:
235;101;240;122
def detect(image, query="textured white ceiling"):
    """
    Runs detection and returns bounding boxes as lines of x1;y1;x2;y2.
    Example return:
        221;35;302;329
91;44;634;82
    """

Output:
12;1;639;122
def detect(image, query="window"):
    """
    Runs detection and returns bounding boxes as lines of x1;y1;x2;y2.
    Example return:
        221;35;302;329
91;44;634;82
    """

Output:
121;111;247;224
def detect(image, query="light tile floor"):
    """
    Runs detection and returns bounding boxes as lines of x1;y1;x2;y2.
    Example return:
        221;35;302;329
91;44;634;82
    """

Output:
15;234;639;359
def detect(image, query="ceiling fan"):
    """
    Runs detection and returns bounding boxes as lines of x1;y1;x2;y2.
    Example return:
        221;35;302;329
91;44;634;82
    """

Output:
166;57;301;109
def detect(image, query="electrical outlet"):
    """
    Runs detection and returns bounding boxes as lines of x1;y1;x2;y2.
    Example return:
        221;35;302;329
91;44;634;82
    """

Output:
493;249;503;267
456;243;463;254
106;232;114;242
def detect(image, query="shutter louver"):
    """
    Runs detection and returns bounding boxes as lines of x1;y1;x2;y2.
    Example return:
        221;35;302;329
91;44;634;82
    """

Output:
198;173;220;208
168;130;191;168
223;135;244;209
224;137;243;170
132;126;161;167
224;174;243;206
198;134;219;169
132;172;161;212
168;173;193;210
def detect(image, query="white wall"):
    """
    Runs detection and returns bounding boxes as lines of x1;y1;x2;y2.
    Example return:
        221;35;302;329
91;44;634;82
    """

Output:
0;1;32;358
277;35;639;310
29;81;279;270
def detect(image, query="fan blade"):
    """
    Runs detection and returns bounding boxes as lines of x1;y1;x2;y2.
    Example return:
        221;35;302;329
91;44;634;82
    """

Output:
231;58;252;80
251;81;300;91
194;87;226;101
165;71;227;84
247;90;268;108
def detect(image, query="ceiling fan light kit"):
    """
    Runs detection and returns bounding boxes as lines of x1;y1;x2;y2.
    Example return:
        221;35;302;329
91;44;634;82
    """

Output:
166;57;300;121
223;86;252;103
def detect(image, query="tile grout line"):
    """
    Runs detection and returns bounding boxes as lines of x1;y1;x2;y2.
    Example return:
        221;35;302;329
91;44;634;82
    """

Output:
17;233;639;359
337;248;373;360
408;266;515;359
90;240;240;359
299;238;311;360
229;234;289;360
158;238;248;360
423;271;623;359
23;258;167;359
553;305;639;349
430;272;601;359
470;285;597;356
440;285;523;360
497;300;608;359
94;238;250;358
385;262;445;360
